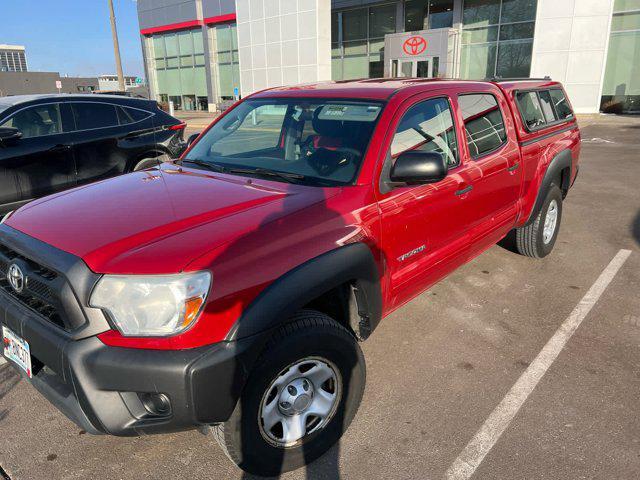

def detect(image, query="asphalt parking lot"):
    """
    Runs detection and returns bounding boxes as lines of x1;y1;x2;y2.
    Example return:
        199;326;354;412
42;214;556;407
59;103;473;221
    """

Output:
1;115;639;479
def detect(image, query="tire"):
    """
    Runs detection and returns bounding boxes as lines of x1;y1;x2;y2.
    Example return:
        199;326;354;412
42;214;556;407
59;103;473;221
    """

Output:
213;310;366;476
133;153;170;171
515;184;563;258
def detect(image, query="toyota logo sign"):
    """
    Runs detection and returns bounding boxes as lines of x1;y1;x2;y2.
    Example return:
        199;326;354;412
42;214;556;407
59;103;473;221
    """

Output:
7;263;24;294
403;36;427;56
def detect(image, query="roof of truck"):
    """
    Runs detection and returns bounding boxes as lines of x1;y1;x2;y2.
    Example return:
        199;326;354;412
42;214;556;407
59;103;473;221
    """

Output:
253;78;562;101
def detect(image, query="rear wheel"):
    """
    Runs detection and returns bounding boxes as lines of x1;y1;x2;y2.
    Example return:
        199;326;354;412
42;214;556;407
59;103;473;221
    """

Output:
213;310;366;476
515;184;563;258
133;153;169;171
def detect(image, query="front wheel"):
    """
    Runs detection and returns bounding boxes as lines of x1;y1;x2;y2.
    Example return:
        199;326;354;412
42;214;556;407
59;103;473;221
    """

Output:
515;184;563;258
213;310;366;476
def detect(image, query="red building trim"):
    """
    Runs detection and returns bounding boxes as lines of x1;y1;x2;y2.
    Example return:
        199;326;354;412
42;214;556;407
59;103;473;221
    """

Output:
140;19;202;35
203;13;237;25
139;13;236;35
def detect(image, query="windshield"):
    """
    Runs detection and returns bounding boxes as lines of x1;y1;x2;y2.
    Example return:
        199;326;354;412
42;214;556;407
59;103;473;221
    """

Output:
184;98;384;186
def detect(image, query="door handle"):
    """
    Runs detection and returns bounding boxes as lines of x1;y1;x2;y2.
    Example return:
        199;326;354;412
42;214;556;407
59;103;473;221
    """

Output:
49;144;71;153
455;185;473;196
508;162;520;172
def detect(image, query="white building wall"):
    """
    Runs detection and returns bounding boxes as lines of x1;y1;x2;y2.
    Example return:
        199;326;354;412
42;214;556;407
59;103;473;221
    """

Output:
235;0;331;96
530;0;615;113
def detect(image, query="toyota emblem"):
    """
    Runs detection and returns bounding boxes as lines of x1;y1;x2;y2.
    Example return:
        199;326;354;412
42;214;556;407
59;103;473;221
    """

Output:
403;36;427;56
7;263;25;294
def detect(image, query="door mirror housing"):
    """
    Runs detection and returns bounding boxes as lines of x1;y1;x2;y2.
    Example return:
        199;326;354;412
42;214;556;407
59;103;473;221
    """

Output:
389;151;448;185
0;127;22;145
187;133;200;147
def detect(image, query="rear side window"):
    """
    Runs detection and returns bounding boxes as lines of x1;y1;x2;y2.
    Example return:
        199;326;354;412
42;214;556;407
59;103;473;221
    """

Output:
116;106;151;125
71;103;119;130
538;90;557;122
0;104;63;139
390;97;458;167
459;94;507;159
549;89;573;120
516;92;546;130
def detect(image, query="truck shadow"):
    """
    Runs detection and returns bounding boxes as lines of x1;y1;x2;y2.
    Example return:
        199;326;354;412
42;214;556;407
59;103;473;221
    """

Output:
0;362;21;422
632;209;640;247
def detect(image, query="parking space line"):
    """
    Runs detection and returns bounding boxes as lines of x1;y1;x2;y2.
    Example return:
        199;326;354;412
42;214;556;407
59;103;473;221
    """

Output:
445;249;632;480
0;357;5;365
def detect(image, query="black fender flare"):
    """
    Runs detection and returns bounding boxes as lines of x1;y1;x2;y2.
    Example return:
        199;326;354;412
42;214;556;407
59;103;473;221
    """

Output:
525;149;572;225
188;243;384;424
226;242;383;342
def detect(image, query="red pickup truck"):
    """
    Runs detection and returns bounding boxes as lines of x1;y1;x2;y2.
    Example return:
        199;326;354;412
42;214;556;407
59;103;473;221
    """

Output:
0;78;579;475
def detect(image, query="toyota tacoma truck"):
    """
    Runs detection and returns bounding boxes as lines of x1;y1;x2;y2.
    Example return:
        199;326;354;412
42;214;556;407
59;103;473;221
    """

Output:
0;78;580;476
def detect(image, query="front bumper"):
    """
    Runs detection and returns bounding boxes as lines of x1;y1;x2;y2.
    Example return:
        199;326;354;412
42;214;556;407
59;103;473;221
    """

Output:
0;224;254;436
1;291;253;435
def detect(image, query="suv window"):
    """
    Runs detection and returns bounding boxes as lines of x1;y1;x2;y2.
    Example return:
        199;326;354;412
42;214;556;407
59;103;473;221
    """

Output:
390;97;458;167
459;94;507;159
116;106;150;125
549;89;573;120
516;92;546;130
0;104;63;139
71;103;119;130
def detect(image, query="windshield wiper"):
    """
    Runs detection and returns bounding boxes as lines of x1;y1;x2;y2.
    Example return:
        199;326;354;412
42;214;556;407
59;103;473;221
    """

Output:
176;158;227;173
224;167;305;184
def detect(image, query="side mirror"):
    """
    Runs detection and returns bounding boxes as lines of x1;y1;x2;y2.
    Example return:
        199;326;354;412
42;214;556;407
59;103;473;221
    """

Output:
187;133;200;147
0;127;22;145
390;151;448;185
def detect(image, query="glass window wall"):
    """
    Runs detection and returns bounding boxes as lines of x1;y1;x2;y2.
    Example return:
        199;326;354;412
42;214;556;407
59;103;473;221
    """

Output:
151;29;207;111
404;0;454;31
460;0;537;79
601;0;640;113
332;4;397;80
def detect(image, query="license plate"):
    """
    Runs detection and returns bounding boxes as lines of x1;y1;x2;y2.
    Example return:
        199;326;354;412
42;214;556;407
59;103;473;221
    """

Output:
2;325;32;378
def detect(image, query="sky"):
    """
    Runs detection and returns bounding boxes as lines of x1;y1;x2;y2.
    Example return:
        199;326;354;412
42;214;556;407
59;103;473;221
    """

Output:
2;0;144;78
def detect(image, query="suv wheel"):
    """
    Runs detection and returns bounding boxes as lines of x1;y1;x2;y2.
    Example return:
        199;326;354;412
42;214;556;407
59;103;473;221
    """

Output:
133;154;169;171
515;184;563;258
213;310;366;476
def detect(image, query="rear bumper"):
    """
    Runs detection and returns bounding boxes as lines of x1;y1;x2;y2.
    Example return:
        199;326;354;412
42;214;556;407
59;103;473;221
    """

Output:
1;288;254;436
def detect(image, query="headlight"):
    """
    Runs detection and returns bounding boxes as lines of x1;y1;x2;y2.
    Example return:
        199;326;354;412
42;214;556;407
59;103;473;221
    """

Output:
90;271;211;336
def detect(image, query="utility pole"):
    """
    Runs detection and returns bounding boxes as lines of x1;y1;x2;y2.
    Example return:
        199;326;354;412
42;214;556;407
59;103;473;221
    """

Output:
108;0;125;91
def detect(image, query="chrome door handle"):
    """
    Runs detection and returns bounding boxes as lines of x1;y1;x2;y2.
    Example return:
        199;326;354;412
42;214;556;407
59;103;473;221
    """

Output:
455;185;473;196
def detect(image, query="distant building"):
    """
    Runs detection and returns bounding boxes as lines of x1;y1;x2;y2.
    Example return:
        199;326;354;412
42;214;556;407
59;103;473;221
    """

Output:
98;74;142;91
0;71;98;96
137;0;640;114
0;44;28;72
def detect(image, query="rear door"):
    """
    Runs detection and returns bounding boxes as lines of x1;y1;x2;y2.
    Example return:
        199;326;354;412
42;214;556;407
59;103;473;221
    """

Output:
376;91;472;308
67;101;131;185
0;102;76;210
455;90;522;256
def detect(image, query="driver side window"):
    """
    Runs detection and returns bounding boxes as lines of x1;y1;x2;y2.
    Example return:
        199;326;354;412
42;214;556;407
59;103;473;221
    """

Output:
390;97;459;167
0;104;63;139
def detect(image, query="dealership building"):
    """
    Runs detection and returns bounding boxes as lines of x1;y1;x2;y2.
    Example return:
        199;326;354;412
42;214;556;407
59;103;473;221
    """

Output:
137;0;640;113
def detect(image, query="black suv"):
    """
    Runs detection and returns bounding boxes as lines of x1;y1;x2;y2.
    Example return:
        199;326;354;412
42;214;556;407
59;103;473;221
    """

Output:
0;94;187;215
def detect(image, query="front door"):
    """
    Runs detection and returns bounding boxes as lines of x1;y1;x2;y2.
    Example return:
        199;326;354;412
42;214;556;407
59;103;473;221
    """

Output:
376;92;472;309
0;103;76;209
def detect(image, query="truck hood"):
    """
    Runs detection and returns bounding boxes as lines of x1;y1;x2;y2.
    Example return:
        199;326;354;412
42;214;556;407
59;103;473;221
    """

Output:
7;164;338;274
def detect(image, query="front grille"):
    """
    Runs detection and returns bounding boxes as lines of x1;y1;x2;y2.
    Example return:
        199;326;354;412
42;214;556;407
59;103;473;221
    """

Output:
0;246;65;329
